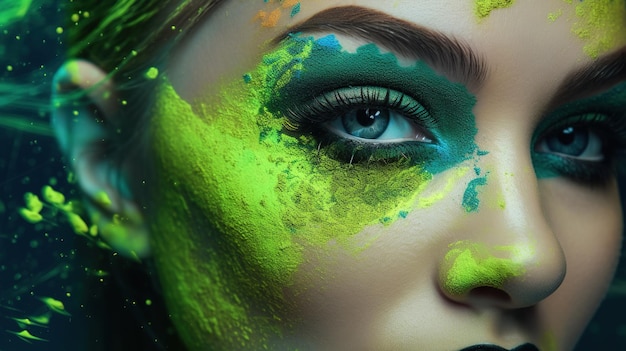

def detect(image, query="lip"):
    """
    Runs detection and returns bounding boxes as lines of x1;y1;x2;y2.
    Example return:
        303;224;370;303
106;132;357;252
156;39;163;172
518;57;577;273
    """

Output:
458;343;540;351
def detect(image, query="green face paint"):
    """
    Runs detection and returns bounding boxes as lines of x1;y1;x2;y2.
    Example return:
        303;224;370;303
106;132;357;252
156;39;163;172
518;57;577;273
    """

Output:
462;176;488;212
441;241;528;296
147;34;480;349
567;0;626;58
474;0;516;20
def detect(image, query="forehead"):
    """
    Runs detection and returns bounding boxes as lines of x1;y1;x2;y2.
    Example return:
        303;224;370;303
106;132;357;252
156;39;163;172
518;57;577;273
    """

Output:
168;0;626;100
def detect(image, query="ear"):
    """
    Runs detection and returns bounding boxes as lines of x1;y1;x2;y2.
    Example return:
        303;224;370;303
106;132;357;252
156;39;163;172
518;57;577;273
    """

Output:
51;60;150;258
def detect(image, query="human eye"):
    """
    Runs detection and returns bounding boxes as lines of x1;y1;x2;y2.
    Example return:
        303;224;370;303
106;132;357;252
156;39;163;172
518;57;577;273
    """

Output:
282;86;437;163
532;112;626;186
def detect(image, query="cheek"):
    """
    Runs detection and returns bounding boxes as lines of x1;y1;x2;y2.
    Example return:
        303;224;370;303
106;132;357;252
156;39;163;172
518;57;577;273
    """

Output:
149;80;432;294
539;178;623;349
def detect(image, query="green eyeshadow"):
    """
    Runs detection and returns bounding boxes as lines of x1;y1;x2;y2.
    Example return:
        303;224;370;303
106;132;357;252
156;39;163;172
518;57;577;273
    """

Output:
263;34;480;175
532;82;626;182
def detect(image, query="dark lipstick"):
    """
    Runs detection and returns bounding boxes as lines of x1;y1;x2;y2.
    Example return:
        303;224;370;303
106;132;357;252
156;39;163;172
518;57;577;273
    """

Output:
459;343;540;351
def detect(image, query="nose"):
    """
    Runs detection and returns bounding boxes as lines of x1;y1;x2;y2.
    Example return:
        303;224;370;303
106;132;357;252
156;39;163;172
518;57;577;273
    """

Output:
436;154;566;309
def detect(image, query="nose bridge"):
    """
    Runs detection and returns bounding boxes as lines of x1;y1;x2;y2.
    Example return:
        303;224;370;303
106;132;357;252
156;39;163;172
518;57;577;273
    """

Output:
437;145;567;308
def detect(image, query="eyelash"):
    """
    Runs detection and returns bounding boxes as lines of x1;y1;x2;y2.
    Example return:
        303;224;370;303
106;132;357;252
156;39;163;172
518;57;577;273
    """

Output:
282;86;437;164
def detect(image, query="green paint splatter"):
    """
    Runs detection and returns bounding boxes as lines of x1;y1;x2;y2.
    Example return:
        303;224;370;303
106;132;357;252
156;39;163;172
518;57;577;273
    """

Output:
474;0;516;20
418;167;470;209
569;0;626;58
547;9;563;22
462;176;487;212
442;241;526;296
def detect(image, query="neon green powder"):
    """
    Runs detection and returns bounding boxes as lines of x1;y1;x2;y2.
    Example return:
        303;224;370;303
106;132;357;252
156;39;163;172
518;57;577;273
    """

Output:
474;0;516;20
144;66;159;80
148;37;433;349
441;241;526;295
569;0;626;58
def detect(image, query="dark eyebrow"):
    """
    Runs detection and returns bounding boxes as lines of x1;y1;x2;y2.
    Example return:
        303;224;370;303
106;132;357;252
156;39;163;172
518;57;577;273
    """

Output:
550;47;626;107
273;6;488;89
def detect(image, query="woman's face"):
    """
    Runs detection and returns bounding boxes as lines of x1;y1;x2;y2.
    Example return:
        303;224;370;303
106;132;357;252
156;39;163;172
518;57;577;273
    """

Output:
146;0;625;350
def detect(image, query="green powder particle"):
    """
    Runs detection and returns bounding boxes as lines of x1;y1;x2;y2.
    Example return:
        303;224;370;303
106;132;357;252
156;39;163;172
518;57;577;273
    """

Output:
42;185;65;205
144;67;159;80
547;9;563;22
94;191;112;207
569;0;626;58
474;0;516;20
66;212;89;235
19;208;43;223
442;241;526;295
23;192;43;213
462;176;487;212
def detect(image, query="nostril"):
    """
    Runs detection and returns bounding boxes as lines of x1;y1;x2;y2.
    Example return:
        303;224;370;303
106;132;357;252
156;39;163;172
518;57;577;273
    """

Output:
467;287;512;306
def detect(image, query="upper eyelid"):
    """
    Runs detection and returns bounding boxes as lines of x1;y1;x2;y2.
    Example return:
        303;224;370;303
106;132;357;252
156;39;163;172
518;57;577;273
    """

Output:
283;86;435;126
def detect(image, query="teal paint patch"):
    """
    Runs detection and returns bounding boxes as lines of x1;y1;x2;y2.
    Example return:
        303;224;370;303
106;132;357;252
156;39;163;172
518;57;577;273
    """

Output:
267;34;479;175
315;34;341;50
290;3;301;17
463;176;487;212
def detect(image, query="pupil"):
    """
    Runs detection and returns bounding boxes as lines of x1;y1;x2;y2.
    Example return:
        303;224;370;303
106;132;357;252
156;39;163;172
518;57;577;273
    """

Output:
558;127;575;145
356;108;380;127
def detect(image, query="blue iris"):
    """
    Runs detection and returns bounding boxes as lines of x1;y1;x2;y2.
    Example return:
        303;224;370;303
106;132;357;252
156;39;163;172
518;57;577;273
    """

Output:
341;108;390;139
545;126;589;157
